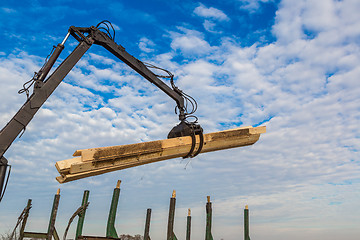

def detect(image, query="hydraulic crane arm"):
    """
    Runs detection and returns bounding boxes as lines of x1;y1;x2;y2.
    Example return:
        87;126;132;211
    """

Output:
0;21;203;201
0;33;88;159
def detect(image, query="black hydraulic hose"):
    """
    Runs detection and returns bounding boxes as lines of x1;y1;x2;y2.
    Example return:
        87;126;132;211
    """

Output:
191;131;204;158
183;132;196;159
0;157;10;202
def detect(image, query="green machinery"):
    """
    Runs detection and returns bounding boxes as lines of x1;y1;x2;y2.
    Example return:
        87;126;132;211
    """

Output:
11;181;252;240
12;190;61;240
244;205;251;240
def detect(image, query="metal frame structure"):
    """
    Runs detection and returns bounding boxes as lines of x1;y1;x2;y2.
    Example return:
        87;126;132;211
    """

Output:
20;190;61;240
11;183;253;239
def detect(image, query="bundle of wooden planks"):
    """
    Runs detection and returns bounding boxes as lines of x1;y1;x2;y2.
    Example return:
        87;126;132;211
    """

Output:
56;126;266;183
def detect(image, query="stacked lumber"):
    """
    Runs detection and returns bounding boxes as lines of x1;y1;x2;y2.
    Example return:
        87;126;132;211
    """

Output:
56;126;266;183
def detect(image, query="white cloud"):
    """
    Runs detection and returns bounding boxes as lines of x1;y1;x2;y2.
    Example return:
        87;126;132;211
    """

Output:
170;28;213;55
171;34;210;53
193;3;230;22
239;0;274;12
138;37;155;53
273;0;360;44
1;7;16;13
193;3;229;33
203;20;223;34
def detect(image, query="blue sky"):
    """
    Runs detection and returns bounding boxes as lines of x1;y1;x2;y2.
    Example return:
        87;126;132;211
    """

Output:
1;0;360;239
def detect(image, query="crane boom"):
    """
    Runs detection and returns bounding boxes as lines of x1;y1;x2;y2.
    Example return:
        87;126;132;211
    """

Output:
0;21;202;201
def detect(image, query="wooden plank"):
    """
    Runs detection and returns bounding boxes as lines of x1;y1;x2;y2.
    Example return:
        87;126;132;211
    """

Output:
78;236;120;240
23;232;47;239
56;126;265;183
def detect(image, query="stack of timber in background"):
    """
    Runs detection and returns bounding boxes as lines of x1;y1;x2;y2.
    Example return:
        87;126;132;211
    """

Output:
56;126;266;183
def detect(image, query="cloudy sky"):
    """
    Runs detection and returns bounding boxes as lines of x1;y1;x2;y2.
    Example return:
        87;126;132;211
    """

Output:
0;0;359;239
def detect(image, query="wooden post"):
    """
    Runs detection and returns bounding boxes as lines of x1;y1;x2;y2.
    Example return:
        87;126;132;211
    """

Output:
167;190;178;240
186;209;191;240
56;126;266;183
47;189;60;240
106;180;121;238
244;205;250;240
143;208;151;240
75;190;90;240
205;196;213;240
18;199;32;240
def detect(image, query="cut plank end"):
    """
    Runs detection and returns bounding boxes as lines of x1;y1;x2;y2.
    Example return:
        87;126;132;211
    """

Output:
116;180;121;189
